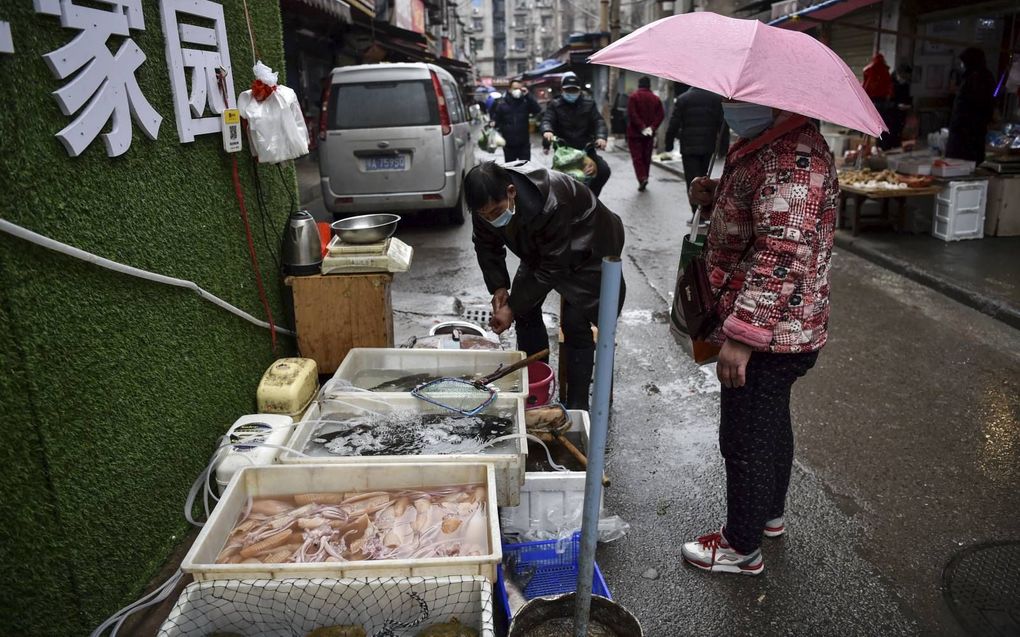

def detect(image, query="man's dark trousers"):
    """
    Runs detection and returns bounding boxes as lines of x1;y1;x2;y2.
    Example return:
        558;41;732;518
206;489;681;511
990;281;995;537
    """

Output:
504;144;531;162
682;152;711;208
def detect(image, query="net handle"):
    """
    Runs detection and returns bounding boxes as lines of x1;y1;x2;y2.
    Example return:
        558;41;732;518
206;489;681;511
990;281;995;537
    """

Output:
479;348;549;385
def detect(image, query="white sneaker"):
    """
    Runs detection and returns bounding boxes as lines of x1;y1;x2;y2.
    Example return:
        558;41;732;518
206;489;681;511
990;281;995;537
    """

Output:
764;516;785;538
681;529;764;576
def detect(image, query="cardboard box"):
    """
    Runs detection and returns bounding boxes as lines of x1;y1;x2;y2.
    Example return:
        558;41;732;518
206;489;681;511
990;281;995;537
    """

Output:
985;175;1020;236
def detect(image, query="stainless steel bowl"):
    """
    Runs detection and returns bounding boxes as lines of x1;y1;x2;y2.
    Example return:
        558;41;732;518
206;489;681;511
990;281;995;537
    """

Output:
330;214;400;244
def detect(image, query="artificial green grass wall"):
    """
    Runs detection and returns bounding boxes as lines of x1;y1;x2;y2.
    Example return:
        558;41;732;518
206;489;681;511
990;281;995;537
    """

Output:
0;2;298;634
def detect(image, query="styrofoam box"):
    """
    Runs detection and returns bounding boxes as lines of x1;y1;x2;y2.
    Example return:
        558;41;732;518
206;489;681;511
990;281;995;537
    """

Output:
158;576;495;637
329;348;528;398
282;396;527;506
932;159;977;178
499;410;603;539
822;132;848;155
933;180;988;242
182;463;502;582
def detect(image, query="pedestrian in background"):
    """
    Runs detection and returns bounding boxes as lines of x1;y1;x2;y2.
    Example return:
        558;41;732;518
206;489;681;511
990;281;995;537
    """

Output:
626;76;665;191
880;62;913;150
466;161;625;410
680;104;837;576
664;87;727;213
492;80;542;162
862;52;893;110
541;73;612;196
946;47;996;163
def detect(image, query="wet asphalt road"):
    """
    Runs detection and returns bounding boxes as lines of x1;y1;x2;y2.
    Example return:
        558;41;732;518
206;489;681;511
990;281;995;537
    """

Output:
303;145;1020;636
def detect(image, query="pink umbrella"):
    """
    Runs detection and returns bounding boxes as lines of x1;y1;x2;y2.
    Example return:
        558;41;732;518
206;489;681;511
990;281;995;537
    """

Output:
589;12;886;137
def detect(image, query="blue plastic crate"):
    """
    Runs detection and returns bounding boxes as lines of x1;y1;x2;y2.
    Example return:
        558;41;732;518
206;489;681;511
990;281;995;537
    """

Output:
496;534;611;624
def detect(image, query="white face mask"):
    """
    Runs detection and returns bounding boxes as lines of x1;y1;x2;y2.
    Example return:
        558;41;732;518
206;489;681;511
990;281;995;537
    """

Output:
510;89;522;99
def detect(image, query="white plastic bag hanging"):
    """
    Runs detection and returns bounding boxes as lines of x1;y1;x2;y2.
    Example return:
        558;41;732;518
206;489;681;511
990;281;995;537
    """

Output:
237;61;309;164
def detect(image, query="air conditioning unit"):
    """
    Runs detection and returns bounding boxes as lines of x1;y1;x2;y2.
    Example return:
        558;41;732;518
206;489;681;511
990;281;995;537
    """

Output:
771;0;805;20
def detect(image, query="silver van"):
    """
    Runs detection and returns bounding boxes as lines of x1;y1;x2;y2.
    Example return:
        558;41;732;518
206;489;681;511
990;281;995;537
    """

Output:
320;63;475;224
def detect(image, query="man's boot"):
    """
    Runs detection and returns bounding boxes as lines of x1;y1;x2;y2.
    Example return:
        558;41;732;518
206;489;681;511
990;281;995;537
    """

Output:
563;345;595;411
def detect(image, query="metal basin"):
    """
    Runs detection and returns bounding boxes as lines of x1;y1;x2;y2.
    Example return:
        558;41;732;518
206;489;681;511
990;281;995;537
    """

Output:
508;593;642;637
331;213;400;244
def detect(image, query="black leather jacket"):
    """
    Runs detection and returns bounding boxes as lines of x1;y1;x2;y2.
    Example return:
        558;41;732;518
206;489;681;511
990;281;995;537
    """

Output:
472;162;625;318
539;95;609;150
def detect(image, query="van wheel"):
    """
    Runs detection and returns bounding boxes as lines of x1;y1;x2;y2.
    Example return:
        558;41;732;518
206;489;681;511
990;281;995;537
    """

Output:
447;189;467;226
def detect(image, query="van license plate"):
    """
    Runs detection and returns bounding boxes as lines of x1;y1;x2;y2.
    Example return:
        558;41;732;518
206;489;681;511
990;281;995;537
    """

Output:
365;155;407;171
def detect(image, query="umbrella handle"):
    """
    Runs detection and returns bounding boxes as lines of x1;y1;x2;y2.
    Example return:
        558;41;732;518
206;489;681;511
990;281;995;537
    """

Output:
689;123;728;240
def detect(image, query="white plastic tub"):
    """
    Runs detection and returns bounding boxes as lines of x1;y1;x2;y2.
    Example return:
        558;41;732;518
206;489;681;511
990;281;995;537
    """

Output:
329;348;528;398
500;410;604;539
181;463;502;582
159;574;493;631
158;576;495;637
282;395;527;506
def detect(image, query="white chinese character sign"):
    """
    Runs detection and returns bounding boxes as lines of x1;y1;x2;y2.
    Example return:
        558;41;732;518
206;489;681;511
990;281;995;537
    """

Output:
34;0;163;157
0;20;13;54
160;0;236;143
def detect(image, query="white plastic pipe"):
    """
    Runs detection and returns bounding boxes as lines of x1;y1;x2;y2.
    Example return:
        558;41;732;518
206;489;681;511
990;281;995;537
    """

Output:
0;219;294;337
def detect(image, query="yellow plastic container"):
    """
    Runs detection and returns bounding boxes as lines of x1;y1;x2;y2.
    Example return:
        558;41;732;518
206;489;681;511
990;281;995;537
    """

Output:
256;358;318;419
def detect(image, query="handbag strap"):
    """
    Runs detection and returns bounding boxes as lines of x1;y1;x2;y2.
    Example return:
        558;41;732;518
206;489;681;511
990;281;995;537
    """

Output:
711;239;755;304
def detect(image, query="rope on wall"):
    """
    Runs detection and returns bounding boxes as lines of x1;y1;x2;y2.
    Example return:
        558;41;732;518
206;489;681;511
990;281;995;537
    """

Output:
0;219;296;338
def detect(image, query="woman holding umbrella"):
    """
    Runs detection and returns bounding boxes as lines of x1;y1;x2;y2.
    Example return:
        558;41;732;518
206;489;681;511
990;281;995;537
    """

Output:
681;104;838;575
590;12;885;576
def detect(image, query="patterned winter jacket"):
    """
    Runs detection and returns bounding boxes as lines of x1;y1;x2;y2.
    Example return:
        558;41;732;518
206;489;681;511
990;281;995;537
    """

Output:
704;115;838;354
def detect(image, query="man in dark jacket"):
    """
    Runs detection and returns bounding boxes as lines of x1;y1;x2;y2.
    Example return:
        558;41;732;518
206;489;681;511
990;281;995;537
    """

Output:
946;47;995;163
492;80;542;162
540;74;611;196
467;161;625;410
665;87;727;211
626;77;665;191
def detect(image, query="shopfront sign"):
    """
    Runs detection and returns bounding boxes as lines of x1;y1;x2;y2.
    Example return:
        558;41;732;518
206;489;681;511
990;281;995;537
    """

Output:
15;0;236;158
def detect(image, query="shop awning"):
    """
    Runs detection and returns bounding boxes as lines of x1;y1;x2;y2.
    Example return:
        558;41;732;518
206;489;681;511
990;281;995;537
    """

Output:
769;0;882;32
294;0;353;23
521;59;568;79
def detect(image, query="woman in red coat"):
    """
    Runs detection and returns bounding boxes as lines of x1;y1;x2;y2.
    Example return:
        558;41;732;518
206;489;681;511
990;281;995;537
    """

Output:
626;77;665;191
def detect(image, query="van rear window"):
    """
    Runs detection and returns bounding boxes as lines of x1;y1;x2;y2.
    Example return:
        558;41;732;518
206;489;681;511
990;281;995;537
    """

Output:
329;80;439;129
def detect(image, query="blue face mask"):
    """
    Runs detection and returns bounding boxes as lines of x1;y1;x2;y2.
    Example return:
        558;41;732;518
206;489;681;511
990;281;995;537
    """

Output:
562;91;580;103
486;199;515;228
722;102;775;139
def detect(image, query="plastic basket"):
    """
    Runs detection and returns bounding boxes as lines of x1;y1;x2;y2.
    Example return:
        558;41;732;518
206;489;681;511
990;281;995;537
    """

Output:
158;576;495;637
495;533;611;624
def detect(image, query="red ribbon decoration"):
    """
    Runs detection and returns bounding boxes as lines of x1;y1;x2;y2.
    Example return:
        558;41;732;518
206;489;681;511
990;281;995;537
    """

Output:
251;79;277;103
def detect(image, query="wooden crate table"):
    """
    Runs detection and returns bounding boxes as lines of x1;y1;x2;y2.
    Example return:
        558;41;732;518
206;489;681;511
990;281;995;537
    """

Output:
285;273;394;374
838;184;944;236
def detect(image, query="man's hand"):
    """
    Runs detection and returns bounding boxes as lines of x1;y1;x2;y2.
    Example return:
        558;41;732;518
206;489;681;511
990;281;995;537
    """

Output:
689;176;719;208
491;288;510;313
489;305;514;334
582;157;597;177
543;132;554;142
595;138;607;150
641;127;653;137
717;339;753;389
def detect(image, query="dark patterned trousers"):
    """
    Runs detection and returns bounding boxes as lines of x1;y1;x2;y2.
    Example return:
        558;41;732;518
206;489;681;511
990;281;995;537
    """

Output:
720;350;819;554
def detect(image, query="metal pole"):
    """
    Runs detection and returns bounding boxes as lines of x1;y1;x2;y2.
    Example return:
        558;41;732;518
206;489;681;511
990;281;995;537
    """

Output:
573;256;622;637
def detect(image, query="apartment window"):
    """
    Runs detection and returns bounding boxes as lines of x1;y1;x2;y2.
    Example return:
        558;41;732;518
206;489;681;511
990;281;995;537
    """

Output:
514;37;526;50
541;37;553;52
541;14;552;27
473;16;483;31
517;62;528;73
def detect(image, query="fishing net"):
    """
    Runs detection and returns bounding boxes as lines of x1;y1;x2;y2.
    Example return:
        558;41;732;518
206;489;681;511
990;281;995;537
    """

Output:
157;576;494;637
412;378;497;417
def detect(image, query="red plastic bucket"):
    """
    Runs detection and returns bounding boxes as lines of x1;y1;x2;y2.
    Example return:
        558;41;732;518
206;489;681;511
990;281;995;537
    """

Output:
526;361;555;407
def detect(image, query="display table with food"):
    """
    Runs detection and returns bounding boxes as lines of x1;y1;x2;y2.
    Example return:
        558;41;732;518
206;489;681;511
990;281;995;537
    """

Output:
838;169;943;235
